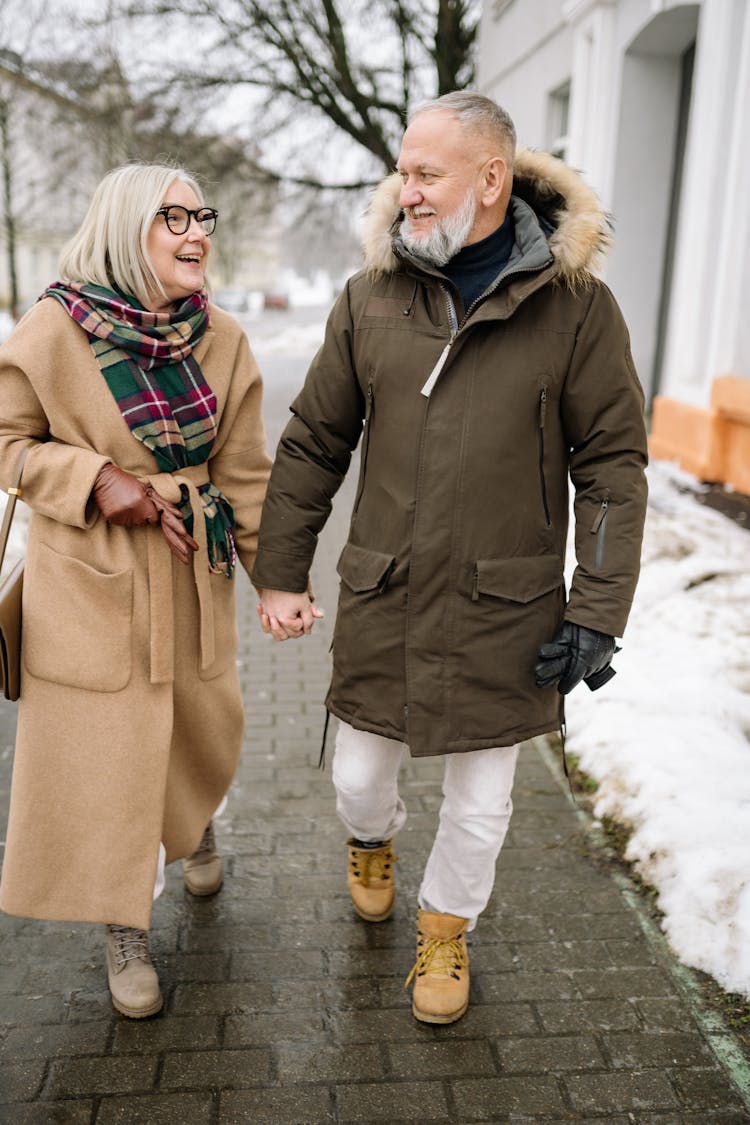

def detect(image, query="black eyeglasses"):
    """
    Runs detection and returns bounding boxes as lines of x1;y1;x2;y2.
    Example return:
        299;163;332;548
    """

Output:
155;205;218;235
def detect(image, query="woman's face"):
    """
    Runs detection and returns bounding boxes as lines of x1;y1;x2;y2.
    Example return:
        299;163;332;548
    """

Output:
146;179;211;311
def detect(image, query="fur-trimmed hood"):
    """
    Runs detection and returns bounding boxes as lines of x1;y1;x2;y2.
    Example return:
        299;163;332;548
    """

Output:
361;147;612;288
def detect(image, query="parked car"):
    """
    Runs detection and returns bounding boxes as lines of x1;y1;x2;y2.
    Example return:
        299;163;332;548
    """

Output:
263;291;290;311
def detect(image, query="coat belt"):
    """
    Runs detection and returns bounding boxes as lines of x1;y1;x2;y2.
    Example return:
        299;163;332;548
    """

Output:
143;464;215;684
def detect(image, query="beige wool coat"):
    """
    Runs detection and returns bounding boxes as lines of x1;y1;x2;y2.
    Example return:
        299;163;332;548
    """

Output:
0;297;271;929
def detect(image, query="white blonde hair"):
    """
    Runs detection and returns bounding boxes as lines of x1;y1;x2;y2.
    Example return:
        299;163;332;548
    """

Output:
58;162;205;307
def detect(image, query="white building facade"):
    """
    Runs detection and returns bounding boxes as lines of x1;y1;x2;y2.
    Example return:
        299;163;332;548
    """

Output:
479;0;750;494
0;54;283;319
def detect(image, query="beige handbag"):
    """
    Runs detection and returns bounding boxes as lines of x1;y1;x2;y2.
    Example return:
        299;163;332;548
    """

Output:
0;448;30;701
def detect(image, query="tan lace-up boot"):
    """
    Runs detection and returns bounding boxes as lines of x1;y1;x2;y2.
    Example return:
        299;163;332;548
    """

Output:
346;838;398;921
405;908;470;1024
105;925;163;1019
183;821;222;896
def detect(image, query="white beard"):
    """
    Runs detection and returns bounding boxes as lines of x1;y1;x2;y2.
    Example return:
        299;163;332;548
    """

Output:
400;188;477;266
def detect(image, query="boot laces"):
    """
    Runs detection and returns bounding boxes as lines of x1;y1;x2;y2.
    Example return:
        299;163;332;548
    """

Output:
405;933;467;988
350;845;397;887
109;925;152;968
195;822;215;856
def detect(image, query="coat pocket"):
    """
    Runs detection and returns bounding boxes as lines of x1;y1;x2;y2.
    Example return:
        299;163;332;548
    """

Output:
24;541;133;692
469;555;562;603
336;542;396;593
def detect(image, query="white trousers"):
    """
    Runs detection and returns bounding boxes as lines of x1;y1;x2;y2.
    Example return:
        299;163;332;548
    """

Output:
332;720;520;930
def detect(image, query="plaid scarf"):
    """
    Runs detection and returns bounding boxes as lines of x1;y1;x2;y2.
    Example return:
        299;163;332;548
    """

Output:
45;281;235;577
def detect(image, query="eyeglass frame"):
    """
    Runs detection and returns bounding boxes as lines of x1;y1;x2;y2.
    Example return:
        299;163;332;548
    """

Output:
155;205;219;236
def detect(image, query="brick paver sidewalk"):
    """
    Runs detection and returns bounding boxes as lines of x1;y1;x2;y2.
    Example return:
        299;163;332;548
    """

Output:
1;340;748;1122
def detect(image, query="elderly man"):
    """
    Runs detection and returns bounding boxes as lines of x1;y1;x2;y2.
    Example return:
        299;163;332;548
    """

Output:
253;92;648;1024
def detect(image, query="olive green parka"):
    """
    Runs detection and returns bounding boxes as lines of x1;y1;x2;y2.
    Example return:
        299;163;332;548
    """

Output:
252;148;648;757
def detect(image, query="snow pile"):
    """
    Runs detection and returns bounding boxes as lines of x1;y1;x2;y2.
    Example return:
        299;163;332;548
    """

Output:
566;460;750;997
0;311;15;345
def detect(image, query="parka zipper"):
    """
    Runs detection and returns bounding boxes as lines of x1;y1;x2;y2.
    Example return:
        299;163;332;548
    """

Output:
538;386;551;527
458;261;546;327
420;259;552;398
591;495;609;570
421;286;458;398
352;380;374;515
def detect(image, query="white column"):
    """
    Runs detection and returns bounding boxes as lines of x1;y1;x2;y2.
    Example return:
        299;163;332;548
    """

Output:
659;0;749;403
563;0;619;205
703;4;750;380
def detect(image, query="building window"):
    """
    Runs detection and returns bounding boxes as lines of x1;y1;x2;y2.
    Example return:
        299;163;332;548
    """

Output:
547;81;570;159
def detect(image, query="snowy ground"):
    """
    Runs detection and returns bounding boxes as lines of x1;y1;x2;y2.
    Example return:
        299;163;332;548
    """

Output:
565;460;750;999
2;307;749;999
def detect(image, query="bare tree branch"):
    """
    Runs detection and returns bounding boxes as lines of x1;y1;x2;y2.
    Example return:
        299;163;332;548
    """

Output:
106;0;480;189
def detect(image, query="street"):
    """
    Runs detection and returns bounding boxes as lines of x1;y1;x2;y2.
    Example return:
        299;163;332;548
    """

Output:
0;305;748;1122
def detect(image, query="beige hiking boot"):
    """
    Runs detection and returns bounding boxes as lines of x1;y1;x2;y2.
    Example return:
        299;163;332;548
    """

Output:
104;925;163;1019
405;908;470;1024
346;838;398;921
183;821;223;896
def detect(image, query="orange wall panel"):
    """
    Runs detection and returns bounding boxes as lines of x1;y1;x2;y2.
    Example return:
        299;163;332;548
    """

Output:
650;380;750;494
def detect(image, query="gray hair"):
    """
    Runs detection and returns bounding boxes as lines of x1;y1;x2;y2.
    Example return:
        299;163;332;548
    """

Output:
408;92;517;164
58;162;206;308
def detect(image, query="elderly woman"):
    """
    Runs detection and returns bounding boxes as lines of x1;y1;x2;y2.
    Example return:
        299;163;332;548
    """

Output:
0;163;271;1017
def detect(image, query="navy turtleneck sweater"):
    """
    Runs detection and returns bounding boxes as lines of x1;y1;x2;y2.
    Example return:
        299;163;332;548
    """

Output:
441;209;515;315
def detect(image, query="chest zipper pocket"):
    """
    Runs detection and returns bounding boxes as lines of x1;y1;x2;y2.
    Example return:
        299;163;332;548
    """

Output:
591;496;609;570
538;386;551;527
352;381;374;516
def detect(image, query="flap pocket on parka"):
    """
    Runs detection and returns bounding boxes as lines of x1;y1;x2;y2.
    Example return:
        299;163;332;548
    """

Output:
337;542;396;593
24;541;133;692
471;555;562;603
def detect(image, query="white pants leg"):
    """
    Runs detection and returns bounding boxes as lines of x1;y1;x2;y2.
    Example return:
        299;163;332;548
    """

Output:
332;720;520;929
419;743;520;931
332;720;408;841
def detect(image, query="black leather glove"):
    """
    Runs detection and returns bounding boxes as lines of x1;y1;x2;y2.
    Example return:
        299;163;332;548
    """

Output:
534;621;617;694
93;463;159;527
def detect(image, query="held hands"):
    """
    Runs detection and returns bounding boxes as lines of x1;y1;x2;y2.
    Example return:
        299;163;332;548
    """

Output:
534;621;617;695
256;588;324;641
92;464;198;564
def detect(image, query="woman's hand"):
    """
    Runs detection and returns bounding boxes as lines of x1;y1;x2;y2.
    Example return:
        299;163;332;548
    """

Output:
146;487;199;565
92;464;198;564
93;463;159;527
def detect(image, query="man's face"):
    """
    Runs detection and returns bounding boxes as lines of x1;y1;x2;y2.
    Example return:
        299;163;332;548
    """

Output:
397;111;482;263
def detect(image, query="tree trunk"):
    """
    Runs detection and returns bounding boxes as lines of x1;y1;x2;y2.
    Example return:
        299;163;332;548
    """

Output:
0;99;20;320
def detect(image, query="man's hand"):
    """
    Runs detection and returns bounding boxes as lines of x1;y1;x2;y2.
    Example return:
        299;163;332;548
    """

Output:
256;588;324;641
534;621;617;694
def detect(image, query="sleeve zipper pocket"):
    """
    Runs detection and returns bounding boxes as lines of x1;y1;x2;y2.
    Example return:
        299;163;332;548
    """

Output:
590;497;609;570
538;386;551;527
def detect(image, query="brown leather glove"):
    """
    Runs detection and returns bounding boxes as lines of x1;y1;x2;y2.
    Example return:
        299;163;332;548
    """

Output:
146;487;199;565
93;463;159;527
